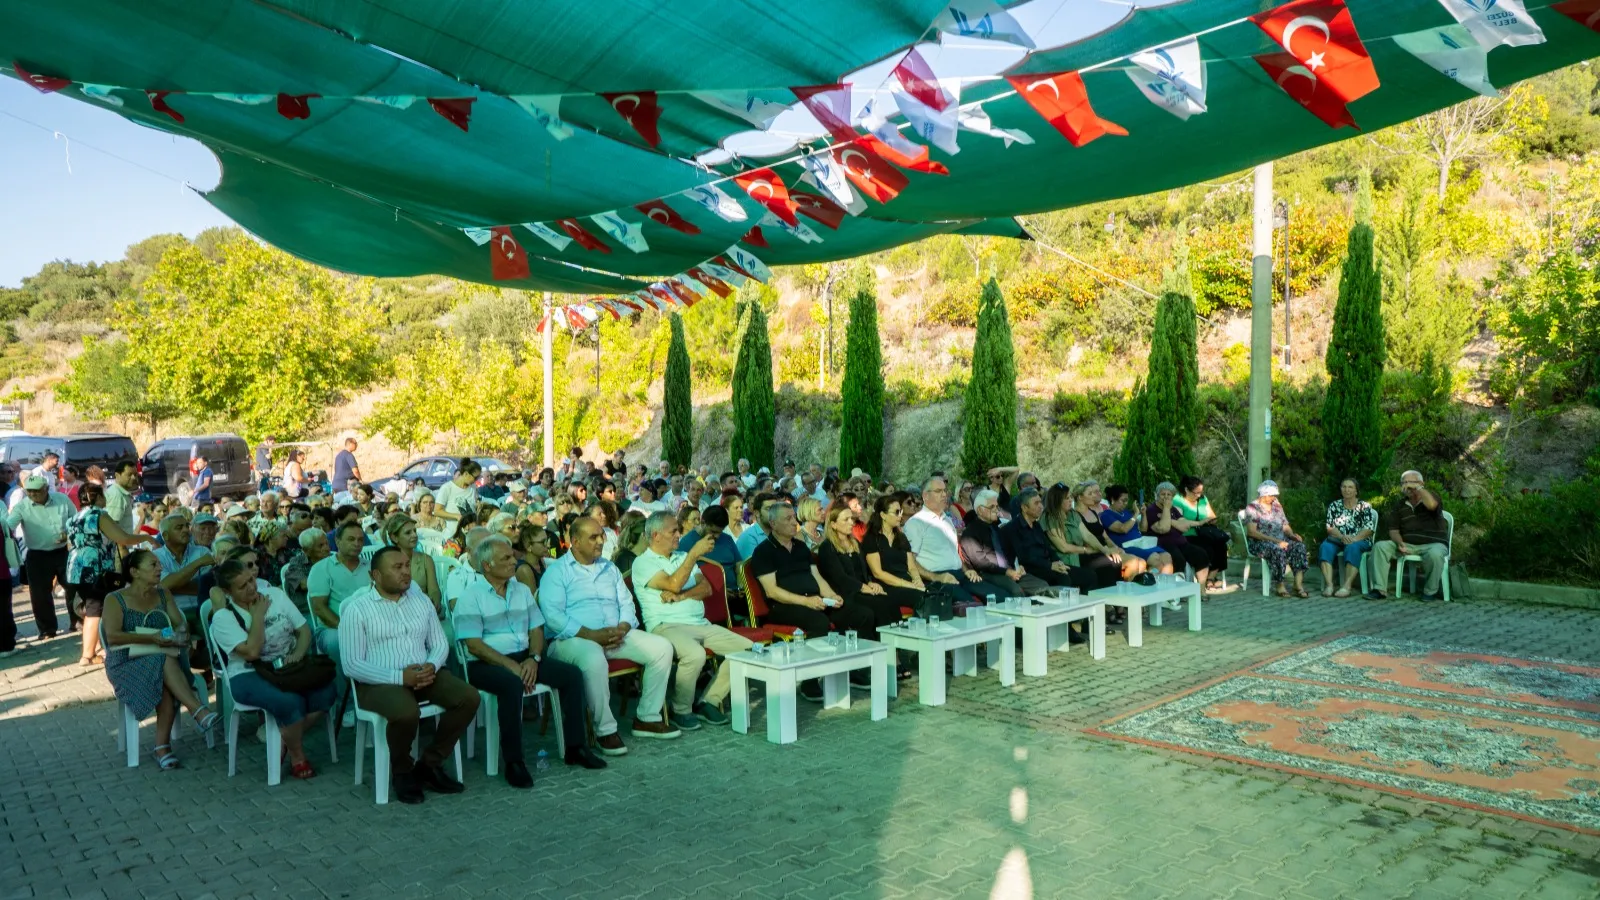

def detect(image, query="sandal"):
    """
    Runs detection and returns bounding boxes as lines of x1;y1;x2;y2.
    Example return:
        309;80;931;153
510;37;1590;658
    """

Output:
192;707;220;734
1321;586;1335;598
290;759;316;779
1275;587;1291;599
1334;588;1353;598
153;744;181;770
1295;588;1310;599
79;655;103;667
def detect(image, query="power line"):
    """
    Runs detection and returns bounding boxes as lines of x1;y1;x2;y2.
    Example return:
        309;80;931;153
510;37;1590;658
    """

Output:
0;108;199;191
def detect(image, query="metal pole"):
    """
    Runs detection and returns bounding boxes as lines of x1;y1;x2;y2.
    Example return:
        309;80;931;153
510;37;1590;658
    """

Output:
1283;204;1292;370
541;292;554;470
1248;163;1275;494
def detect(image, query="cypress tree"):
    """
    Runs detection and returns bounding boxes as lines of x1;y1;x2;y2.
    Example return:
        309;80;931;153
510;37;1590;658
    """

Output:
1115;254;1199;496
1322;170;1387;496
1162;253;1201;477
838;283;885;478
960;278;1020;481
662;312;692;471
730;298;775;472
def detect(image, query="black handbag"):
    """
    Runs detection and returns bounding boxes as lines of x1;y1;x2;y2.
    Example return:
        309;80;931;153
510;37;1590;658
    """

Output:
224;607;336;693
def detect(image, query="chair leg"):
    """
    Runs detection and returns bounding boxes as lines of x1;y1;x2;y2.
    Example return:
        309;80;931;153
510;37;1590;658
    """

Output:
1260;559;1271;597
1241;558;1250;592
483;694;500;777
353;720;366;786
549;691;565;754
374;730;390;805
115;704;127;751
1442;558;1452;602
123;705;139;768
465;704;477;761
227;711;241;778
265;717;283;787
325;715;339;765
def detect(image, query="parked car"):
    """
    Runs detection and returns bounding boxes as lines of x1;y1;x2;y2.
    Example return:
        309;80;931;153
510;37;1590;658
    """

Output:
370;456;512;496
0;433;137;480
139;433;254;503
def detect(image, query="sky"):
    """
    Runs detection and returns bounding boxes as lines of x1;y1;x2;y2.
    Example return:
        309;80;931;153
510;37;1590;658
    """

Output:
0;76;232;288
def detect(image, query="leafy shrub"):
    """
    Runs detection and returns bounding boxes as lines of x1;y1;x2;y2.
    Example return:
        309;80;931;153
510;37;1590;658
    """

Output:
1469;477;1600;586
1049;388;1129;428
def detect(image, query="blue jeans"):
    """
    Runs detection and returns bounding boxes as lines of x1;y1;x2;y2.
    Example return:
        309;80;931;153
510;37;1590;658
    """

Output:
1319;538;1372;566
229;670;337;726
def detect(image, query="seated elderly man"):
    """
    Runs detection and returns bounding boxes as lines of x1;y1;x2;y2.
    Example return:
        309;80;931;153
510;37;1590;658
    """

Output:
342;547;479;804
281;526;329;615
1366;471;1452;602
445;527;493;612
904;475;989;604
538;516;680;756
632;511;751;729
958;490;1037;598
455;535;603;788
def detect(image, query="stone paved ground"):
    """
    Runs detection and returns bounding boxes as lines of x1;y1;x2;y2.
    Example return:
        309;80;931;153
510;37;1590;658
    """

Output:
4;584;1600;900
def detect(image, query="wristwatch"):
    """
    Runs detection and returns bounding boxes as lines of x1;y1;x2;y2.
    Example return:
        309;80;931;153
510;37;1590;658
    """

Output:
531;653;542;663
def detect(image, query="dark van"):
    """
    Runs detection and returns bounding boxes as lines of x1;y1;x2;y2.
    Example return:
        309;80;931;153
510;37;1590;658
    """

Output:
139;433;253;503
0;433;138;478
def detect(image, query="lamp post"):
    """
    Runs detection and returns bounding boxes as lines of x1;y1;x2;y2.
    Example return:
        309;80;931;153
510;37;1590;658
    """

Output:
1247;164;1275;493
1274;199;1291;370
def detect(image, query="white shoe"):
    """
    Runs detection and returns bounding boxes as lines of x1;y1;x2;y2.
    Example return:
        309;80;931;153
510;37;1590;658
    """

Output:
1164;599;1184;611
254;723;268;744
341;709;356;728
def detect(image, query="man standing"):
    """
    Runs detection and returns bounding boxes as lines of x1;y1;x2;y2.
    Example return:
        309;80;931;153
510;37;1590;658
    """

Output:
332;438;362;495
1367;471;1452;602
342;547;479;804
904;476;989;604
632;512;750;729
105;461;138;536
254;437;275;492
28;452;61;490
2;476;76;638
191;457;214;509
538;517;680;756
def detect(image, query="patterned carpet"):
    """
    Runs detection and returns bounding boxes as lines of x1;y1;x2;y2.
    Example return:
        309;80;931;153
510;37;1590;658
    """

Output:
1092;636;1600;833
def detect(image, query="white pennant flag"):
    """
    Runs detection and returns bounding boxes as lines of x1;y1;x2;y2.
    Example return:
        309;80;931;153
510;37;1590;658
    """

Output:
724;245;773;283
79;84;124;106
590;210;649;253
956;104;1033;147
509;95;574;140
521;221;573;252
932;0;1035;49
895;78;962;155
863;103;934;159
798;154;863;213
1127;39;1208;120
759;210;824;244
683;184;748;222
689;91;790;128
208;93;275;105
699;261;748;287
462;227;494;246
354;96;419;109
1435;0;1545;49
1393;26;1500;98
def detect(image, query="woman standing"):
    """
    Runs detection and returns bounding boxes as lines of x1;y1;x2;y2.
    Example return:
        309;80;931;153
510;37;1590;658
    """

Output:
1244;480;1310;598
102;550;219;769
434;459;483;523
862;493;942;619
381;513;443;614
68;483;155;667
1320;478;1377;597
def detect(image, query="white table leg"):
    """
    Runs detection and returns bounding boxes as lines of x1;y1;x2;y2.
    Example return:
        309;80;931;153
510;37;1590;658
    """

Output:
1124;603;1144;648
1188;588;1203;632
870;652;888;721
1046;622;1067;655
771;670;797;744
999;627;1016;687
985;638;1002;671
823;670;850;709
1090;607;1106;660
919;647;947;706
1149;600;1163;628
730;664;750;735
952;643;978;678
886;646;899;699
1021;620;1048;677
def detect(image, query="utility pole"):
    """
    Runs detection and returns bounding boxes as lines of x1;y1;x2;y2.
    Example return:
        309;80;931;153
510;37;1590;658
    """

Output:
1276;199;1292;370
1248;163;1275;494
541;292;554;470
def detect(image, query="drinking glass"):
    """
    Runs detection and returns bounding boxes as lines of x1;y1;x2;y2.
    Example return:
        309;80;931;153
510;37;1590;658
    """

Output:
845;629;859;649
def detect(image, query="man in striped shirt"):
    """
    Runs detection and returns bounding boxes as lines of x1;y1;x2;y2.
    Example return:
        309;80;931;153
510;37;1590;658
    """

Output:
341;546;480;805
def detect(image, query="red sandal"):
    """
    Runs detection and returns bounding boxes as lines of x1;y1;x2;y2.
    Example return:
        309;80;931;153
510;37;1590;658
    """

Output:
290;759;316;779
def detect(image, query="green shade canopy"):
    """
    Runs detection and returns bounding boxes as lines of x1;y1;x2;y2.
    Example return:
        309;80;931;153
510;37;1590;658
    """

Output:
2;0;1595;293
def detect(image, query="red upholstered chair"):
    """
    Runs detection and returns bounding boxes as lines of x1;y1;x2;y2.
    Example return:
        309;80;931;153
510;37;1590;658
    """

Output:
740;561;798;639
699;561;773;645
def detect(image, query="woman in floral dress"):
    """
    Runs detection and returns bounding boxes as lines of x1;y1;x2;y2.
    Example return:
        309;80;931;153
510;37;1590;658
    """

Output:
1320;478;1378;597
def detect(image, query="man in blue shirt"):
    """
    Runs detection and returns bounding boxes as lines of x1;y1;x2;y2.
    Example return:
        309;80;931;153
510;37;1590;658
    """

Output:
191;457;214;508
331;438;361;493
733;492;778;560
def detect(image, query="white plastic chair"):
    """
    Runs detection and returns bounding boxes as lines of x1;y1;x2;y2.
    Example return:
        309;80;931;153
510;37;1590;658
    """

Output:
200;599;338;786
351;683;464;805
105;621;214;767
450;610;562;776
1394;510;1455;602
1235;510;1272;596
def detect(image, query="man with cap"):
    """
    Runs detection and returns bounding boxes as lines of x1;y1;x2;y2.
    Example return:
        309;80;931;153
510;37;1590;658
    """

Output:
3;475;78;637
191;512;221;551
504;479;530;511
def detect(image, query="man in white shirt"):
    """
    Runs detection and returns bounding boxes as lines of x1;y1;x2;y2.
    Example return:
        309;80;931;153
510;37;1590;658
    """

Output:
737;458;756;490
28;453;61;490
632;512;750;729
903;476;988;605
629;480;666;516
105;461;139;535
342;546;478;804
455;536;603;787
538;516;679;756
307;522;371;663
3;476;77;638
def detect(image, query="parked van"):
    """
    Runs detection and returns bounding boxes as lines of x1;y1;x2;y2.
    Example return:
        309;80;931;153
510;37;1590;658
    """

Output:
0;433;138;478
139;433;253;503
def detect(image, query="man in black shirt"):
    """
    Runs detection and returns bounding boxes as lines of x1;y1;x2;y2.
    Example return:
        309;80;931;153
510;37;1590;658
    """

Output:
959;489;1040;599
1000;489;1097;594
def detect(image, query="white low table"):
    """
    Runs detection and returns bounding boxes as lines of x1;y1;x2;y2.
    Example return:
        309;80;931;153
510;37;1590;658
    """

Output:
1091;580;1203;647
876;615;1015;705
727;639;890;744
985;598;1105;676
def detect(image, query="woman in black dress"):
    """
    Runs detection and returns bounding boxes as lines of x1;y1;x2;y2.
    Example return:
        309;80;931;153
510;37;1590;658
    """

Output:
816;503;910;641
861;492;950;619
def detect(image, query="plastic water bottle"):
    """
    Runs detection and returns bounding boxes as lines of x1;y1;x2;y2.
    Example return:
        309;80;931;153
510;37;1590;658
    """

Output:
534;750;550;771
792;629;806;651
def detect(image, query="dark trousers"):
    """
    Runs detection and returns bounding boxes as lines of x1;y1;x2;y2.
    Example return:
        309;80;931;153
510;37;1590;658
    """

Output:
465;651;587;763
841;587;913;640
1170;543;1213;576
1024;563;1099;594
930;569;991;605
976;572;1027;598
1188;528;1231;574
23;548;73;636
0;575;15;652
354;669;480;776
1081;554;1123;588
763;599;875;641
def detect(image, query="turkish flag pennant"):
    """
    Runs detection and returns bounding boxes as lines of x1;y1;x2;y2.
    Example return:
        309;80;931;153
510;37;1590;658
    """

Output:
599;301;622;321
792;83;859;142
12;63;71;93
1251;0;1379;104
535;313;550;335
565;307;592;331
891;48;953;112
665;279;700;306
687;266;734;297
428;97;475;131
276;93;318;120
1254;52;1358;129
740;226;769;248
714;254;757;281
146;91;185;124
489;226;530;281
791;191;847;230
633;198;701;234
858;135;950;175
1555;0;1600;31
1005;72;1126;148
733;168;800;227
601;91;663;148
618;297;645;312
649;284;680;308
831;143;910;203
556;218;612;253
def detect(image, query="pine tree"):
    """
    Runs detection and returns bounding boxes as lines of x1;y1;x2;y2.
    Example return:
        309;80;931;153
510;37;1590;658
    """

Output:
960;278;1019;480
1322;170;1387;496
730;297;775;472
1115;253;1198;496
838;283;885;478
1162;254;1201;477
662;312;693;472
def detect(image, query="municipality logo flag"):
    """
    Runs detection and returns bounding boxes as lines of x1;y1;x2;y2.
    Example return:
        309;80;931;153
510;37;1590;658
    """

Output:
1127;38;1208;120
933;0;1035;48
1393;25;1501;97
1436;0;1545;48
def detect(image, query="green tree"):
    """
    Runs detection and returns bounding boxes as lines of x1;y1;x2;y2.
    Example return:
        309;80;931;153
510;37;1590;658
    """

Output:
119;234;381;438
730;294;775;471
838;284;885;478
1322;171;1388;495
960;278;1019;480
662;312;693;470
1376;178;1476;370
1114;375;1169;496
1160;253;1200;477
55;336;182;433
1488;246;1600;407
1114;255;1198;494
